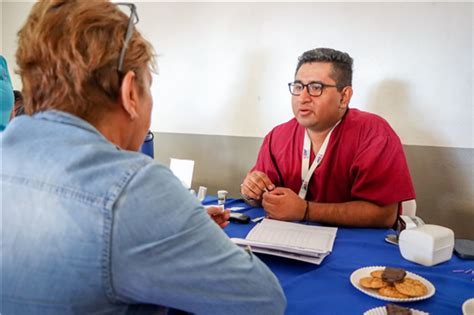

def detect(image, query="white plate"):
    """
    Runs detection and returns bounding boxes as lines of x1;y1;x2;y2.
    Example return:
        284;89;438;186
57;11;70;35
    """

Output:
463;298;474;315
350;266;436;302
364;306;429;315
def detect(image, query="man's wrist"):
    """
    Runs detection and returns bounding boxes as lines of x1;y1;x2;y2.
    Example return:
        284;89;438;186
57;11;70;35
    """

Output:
303;200;310;222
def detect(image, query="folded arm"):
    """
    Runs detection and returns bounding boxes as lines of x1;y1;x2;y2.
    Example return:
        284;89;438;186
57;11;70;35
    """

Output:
263;187;398;228
306;200;398;228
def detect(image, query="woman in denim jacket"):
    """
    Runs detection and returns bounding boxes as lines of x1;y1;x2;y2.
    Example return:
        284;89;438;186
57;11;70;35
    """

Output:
1;1;286;314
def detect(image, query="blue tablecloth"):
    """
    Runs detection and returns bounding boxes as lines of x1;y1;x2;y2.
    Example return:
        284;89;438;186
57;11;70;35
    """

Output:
204;198;474;315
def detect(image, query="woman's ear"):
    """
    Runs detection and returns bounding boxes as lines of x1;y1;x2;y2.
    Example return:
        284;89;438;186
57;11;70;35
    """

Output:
120;71;139;120
339;86;353;110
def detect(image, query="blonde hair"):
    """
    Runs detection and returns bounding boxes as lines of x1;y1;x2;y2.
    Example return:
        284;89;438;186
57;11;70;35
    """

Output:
16;0;155;122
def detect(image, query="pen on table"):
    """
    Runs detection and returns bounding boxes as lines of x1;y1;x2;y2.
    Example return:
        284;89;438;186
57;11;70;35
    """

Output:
252;216;265;223
244;245;252;255
228;206;246;212
263;185;275;194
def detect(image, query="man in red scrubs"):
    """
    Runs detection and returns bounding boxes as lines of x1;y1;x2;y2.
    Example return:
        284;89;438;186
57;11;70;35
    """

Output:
241;48;415;228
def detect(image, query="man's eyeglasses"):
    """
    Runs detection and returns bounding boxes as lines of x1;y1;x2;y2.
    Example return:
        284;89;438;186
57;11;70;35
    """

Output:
116;3;139;73
288;81;337;97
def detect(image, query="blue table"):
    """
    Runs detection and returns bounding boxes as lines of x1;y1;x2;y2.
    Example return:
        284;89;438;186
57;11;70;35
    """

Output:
204;198;473;314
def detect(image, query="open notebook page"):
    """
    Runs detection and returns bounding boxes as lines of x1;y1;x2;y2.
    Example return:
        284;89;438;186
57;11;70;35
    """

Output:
246;219;337;254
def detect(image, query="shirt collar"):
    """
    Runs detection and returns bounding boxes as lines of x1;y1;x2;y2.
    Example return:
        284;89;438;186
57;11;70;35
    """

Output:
34;110;105;139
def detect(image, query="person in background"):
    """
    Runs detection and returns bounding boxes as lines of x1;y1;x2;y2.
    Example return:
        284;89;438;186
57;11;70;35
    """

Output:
0;55;14;130
10;90;25;119
241;48;415;228
1;1;285;314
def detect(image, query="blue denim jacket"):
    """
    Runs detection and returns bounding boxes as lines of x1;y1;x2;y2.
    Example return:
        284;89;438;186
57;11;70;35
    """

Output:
0;111;286;315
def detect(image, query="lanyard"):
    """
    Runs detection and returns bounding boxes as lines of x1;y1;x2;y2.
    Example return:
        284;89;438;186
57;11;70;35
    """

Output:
298;121;341;199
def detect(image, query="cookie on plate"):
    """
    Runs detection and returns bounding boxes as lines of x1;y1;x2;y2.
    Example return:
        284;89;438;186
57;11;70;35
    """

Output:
382;267;406;284
394;278;428;297
379;286;409;299
386;303;412;315
359;276;387;289
370;269;384;279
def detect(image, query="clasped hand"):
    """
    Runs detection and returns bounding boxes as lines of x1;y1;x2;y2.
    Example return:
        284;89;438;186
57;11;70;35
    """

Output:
241;171;307;221
263;187;307;221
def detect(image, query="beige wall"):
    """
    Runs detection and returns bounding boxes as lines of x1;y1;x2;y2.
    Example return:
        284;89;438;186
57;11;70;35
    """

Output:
3;2;473;149
153;132;474;239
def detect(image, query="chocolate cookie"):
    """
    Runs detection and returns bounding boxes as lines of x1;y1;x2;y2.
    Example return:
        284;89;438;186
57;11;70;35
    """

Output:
386;303;412;315
382;267;407;284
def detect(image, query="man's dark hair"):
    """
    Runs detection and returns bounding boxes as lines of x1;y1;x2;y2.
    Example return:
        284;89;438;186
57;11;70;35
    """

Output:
13;90;25;116
14;90;23;103
295;48;353;91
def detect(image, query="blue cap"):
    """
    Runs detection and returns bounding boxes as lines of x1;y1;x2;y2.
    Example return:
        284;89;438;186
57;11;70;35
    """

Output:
0;55;14;130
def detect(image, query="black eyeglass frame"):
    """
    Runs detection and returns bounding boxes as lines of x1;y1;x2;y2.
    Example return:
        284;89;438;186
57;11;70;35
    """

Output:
288;81;338;97
115;2;139;73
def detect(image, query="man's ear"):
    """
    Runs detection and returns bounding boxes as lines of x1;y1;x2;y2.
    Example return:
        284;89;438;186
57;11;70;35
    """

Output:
339;86;353;110
120;71;139;120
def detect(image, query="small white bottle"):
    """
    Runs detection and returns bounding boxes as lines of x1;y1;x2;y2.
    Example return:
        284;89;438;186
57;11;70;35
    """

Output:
197;186;207;202
217;190;228;205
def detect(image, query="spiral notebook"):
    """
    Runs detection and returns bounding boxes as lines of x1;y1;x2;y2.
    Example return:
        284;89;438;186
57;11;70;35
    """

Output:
231;219;337;264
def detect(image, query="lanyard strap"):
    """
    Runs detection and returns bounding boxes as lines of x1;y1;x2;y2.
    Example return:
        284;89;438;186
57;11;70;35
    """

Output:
299;121;341;199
